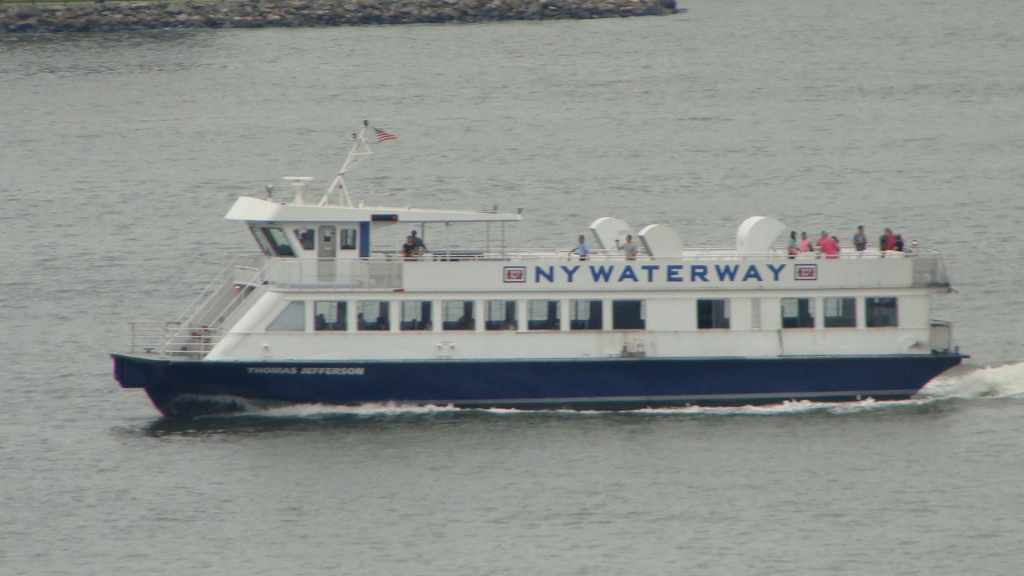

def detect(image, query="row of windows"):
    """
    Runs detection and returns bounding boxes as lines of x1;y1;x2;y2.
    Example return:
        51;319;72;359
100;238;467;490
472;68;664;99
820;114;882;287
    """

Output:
698;297;897;329
267;297;899;332
268;299;646;332
250;226;359;257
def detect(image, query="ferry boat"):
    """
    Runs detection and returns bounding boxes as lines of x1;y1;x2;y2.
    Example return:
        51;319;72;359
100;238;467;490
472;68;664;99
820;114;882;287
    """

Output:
112;124;965;417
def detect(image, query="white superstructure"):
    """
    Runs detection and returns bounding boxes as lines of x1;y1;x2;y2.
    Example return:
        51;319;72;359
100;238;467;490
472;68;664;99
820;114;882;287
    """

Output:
128;125;956;367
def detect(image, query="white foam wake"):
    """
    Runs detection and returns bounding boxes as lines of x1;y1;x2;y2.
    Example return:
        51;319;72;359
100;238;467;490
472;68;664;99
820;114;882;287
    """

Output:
243;401;464;418
234;397;900;418
918;362;1024;400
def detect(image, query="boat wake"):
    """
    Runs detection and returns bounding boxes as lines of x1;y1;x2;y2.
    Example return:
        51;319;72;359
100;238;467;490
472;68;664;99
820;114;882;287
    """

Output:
917;361;1024;400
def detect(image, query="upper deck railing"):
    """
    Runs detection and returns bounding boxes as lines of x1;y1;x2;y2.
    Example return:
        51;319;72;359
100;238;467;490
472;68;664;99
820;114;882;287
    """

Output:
257;246;948;289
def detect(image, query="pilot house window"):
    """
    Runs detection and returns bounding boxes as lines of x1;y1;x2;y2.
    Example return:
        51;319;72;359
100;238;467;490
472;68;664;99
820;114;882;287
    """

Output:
250;226;275;256
294;229;316;250
260;227;296;257
340;228;358;250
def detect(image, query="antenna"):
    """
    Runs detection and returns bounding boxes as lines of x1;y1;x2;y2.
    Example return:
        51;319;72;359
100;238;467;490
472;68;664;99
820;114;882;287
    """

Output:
283;177;314;205
320;121;375;207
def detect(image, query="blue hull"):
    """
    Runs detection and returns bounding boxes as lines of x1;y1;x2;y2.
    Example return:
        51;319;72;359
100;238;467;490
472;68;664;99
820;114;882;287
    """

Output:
112;353;965;418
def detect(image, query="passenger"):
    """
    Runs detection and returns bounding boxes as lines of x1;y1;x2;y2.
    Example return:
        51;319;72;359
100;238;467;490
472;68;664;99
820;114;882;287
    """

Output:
817;231;839;259
357;313;369;330
375;316;389;331
787;231;799;258
315;313;326;331
401;236;417;259
799;231;812;252
570;235;590;261
615;234;639;260
853;225;867;251
880;227;896;251
894;234;904;252
410;230;427;254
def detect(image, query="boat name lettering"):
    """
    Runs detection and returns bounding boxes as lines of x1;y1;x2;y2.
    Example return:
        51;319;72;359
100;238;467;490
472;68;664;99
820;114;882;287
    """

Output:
247;367;365;375
300;367;366;375
247;367;298;374
526;263;796;284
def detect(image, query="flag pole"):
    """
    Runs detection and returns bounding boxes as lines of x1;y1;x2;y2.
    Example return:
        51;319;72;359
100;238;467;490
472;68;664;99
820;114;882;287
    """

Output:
320;120;374;207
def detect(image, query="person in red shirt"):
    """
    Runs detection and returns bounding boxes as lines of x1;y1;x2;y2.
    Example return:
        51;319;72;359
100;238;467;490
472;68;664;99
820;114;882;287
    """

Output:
817;231;839;259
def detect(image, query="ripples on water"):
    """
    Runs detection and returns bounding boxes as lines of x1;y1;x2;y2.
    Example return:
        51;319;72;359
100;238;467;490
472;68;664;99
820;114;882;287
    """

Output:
2;0;1024;573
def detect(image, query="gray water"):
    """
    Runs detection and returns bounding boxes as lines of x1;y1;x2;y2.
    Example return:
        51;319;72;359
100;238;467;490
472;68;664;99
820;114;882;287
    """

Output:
2;0;1024;573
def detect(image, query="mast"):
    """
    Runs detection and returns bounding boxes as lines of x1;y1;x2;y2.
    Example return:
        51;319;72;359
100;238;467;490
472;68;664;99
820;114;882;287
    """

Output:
320;120;374;207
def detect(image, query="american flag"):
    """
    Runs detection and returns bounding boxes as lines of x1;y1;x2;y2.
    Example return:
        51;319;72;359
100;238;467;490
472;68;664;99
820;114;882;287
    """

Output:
373;127;398;143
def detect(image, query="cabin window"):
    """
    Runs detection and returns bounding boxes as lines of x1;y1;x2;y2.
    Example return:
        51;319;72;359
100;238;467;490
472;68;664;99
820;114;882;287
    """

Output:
340;228;358;250
485;300;516;331
261;227;296;257
866;297;898;327
314;301;347;331
824;297;856;328
267;301;306;331
442;300;475;331
401;301;432;331
612;300;645;330
570;300;602;330
249;225;275;256
294;228;316;250
697;299;730;329
356;301;389;331
782;298;815;328
527;300;560;330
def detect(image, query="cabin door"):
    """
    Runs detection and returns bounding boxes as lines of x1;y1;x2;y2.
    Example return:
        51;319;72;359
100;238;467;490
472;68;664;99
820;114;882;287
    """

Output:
318;225;336;282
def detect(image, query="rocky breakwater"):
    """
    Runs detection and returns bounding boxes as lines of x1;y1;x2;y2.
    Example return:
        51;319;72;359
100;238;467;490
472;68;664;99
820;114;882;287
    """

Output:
0;0;679;33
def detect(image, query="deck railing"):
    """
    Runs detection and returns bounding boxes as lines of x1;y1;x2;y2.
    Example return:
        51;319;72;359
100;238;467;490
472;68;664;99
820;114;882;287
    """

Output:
128;321;220;357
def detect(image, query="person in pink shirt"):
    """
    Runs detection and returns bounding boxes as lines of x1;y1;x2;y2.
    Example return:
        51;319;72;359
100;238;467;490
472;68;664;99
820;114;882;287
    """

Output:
799;231;812;252
817;231;839;259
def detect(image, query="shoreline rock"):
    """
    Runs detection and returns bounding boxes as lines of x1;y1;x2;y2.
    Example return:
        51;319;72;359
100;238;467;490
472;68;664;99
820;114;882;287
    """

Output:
0;0;682;33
